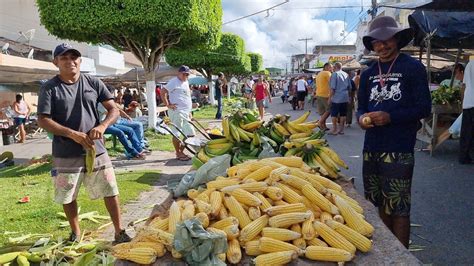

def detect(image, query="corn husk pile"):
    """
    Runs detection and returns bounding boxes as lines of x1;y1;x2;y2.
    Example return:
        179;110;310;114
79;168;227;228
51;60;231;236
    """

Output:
117;156;374;265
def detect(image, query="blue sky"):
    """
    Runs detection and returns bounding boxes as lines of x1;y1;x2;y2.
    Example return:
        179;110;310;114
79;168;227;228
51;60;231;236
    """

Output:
221;0;372;68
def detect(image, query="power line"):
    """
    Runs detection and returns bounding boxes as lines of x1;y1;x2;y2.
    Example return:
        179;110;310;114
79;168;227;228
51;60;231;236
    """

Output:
223;0;290;25
274;5;371;10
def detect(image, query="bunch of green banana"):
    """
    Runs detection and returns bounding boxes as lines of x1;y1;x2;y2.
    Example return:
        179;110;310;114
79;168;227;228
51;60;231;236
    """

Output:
193;138;234;168
298;143;349;179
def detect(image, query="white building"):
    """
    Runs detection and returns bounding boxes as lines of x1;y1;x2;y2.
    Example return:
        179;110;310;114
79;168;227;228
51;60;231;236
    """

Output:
0;0;130;76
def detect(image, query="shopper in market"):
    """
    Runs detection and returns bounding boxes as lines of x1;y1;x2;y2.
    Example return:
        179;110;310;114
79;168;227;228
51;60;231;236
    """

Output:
12;94;31;143
214;72;225;120
296;76;309;110
459;56;474;164
329;62;351;135
162;65;196;161
252;75;272;120
357;16;432;248
315;63;333;131
37;43;131;243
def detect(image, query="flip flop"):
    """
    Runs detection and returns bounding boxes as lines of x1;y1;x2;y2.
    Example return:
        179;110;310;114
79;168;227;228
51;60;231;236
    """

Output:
338;131;345;135
177;155;191;161
327;131;338;135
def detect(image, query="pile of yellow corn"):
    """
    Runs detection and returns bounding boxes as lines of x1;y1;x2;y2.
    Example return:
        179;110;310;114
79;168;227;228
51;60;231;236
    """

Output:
115;156;373;265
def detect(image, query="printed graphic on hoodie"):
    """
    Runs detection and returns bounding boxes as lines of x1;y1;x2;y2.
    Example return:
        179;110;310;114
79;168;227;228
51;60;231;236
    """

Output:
368;73;402;106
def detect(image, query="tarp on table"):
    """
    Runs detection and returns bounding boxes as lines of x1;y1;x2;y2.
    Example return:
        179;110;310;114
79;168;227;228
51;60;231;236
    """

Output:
380;0;474;11
408;10;474;49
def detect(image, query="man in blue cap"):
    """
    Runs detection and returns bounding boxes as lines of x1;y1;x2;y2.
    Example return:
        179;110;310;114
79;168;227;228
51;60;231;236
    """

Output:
37;43;131;243
357;16;432;248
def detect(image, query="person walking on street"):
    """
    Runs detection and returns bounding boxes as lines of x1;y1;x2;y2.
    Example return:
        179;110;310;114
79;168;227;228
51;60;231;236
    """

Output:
460;56;474;164
13;94;31;143
253;76;272;120
162;65;196;161
357;16;431;248
329;62;351;135
315;63;333;131
215;72;225;119
296;76;308;110
37;43;131;243
346;74;358;126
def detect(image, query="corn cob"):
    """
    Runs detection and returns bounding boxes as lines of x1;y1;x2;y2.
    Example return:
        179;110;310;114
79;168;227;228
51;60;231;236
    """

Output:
301;196;322;214
113;247;157;265
250;160;285;170
236;168;252;179
226;239;242;264
267;156;304;168
333;195;373;236
290;168;342;191
275;183;303;204
207;179;239;190
149;217;169;231
171;248;182;259
196;193;210;203
266;166;290;184
176;199;186;208
223;195;252;228
181;202;196;220
327;189;364;214
262;227;301;241
194;212;209;228
138;227;174;246
302;184;339;215
227;165;239;177
273;199;290;206
333;215;345;224
229;188;262;206
217;253;226;262
253;192;272;210
218;206;229;220
222;225;240;240
279;174;312;190
291;223;302;234
326;220;372;252
243;166;273;181
265;203;307;216
313;221;356;254
187;189;199;199
268;212;312;228
239;215;269;242
248;206;261;220
207;227;227;237
302;175;328;194
210;216;239;230
221;182;268;193
320;212;333;223
264;186;283;201
305;245;353;262
302;213;316;240
293;237;307;249
195;199;212;215
210;191;223;218
259;237;302;254
307;237;329;247
113;242;166;257
244;240;263;256
168;201;181;234
253;250;298;266
243;178;257;183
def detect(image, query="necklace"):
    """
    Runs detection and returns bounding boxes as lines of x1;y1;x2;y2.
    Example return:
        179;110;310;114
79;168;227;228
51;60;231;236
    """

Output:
377;54;399;88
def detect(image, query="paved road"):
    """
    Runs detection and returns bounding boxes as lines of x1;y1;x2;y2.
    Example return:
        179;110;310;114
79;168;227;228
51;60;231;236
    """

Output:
265;95;474;265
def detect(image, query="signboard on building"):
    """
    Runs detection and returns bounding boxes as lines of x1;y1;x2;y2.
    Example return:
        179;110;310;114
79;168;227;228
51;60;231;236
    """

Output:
310;54;355;68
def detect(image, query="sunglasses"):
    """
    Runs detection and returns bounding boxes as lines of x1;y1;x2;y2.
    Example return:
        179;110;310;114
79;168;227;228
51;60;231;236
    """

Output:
371;38;397;48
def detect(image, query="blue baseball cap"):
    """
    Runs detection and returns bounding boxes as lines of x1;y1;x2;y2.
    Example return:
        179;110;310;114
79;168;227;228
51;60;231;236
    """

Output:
178;65;191;74
53;43;81;58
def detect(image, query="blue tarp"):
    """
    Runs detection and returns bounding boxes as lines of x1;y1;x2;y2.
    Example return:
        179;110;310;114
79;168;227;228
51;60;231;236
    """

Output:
380;0;474;12
408;10;474;49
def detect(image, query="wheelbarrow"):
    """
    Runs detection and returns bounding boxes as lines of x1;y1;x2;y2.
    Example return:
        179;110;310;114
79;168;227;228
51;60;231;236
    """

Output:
187;118;226;140
156;117;207;155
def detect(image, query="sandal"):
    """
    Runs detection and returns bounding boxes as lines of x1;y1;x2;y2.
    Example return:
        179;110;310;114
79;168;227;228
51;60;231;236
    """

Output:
177;155;191;161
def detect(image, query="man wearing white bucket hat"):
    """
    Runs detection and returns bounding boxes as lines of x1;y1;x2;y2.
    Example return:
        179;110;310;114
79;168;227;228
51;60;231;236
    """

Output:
357;16;432;248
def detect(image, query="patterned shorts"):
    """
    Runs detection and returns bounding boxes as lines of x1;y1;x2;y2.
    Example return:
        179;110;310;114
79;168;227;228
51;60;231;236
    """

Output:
51;153;119;204
362;152;414;216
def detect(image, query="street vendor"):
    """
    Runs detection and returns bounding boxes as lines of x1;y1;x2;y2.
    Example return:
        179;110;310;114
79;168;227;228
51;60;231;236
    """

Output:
161;65;196;161
460;56;474;164
357;16;432;248
440;63;465;88
37;43;131;243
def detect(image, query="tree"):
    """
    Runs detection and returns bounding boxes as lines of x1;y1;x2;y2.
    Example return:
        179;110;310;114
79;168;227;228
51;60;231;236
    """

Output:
166;33;250;103
248;52;263;73
37;0;222;128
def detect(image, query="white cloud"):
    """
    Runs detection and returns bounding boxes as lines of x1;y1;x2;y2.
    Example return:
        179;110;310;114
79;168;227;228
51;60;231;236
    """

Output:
222;0;369;68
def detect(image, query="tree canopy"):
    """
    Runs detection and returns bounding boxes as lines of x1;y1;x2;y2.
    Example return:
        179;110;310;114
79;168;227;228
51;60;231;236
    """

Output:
166;33;250;77
248;52;263;73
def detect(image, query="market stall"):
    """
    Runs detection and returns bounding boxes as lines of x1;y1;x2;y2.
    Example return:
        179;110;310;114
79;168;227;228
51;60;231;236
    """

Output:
408;9;474;155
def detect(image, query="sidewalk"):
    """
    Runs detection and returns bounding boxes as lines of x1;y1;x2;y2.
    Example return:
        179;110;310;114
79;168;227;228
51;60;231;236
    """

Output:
0;135;52;165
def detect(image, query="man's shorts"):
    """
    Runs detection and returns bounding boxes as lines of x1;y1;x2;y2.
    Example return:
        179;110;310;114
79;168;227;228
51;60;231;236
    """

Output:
51;153;119;204
362;152;414;216
316;97;329;115
256;99;265;108
168;109;196;137
14;117;26;126
330;102;348;117
297;91;306;101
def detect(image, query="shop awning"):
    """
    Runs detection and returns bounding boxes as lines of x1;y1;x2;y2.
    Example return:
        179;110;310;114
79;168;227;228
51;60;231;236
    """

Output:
379;0;474;12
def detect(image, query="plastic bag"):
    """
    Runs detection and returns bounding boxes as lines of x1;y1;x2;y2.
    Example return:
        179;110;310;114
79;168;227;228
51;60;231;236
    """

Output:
449;113;462;139
173;154;231;197
258;136;281;159
174;218;227;266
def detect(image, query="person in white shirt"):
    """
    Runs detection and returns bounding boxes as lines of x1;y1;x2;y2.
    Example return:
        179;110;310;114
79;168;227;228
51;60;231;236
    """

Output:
161;65;196;161
139;88;147;107
296;76;308;110
460;56;474;164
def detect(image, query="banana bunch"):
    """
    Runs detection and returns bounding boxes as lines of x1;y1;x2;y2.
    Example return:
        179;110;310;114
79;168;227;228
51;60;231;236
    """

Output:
193;138;234;168
267;111;319;146
300;144;349;179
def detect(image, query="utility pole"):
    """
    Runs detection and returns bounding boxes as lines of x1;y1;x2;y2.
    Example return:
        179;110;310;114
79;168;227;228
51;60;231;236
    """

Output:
298;38;313;55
